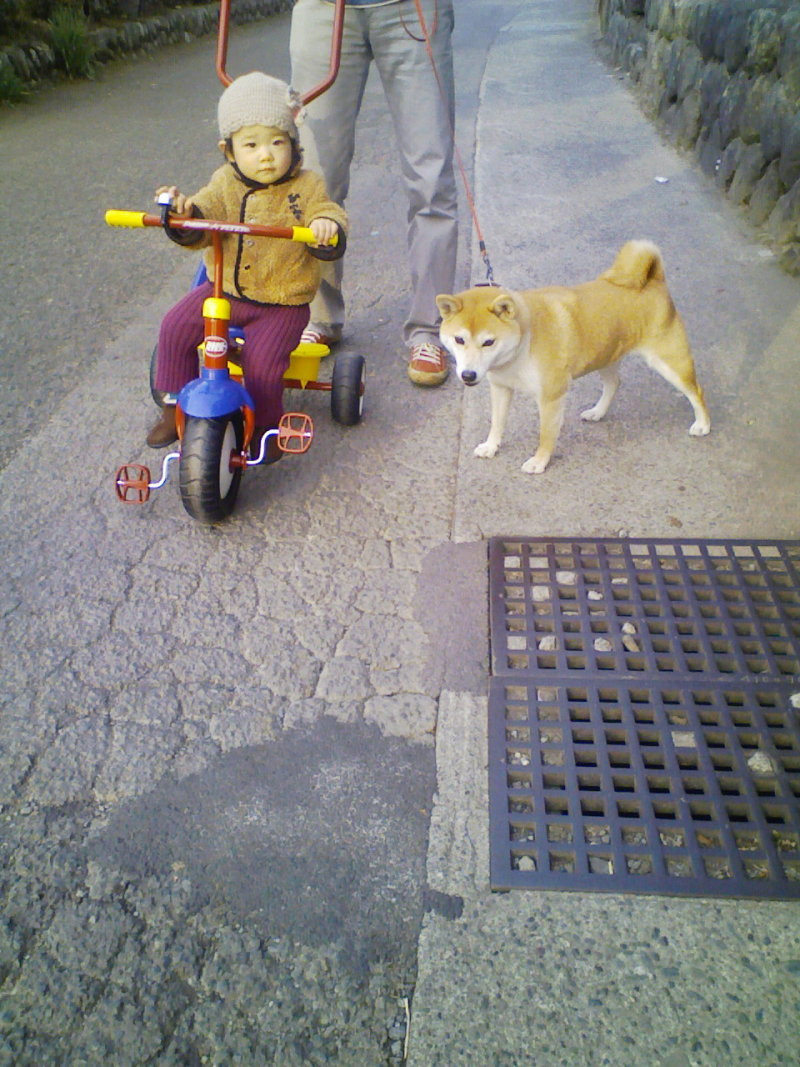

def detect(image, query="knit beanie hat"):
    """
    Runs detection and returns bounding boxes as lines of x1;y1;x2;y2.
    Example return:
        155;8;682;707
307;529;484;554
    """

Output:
218;72;305;141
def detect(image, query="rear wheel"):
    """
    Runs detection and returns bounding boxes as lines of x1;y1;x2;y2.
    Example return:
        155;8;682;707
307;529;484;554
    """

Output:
331;352;365;425
178;412;244;523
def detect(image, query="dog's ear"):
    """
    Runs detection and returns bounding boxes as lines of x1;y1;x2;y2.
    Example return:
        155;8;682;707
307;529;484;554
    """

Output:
490;294;517;321
436;294;462;318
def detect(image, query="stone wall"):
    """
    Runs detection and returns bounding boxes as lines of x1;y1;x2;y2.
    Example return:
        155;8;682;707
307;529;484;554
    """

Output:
0;0;291;86
596;0;800;273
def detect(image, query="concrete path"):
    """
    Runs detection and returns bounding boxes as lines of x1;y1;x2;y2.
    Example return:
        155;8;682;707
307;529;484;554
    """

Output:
408;3;800;1065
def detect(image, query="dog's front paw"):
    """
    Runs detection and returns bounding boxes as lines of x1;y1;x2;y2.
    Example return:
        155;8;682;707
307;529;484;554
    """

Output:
474;441;499;459
521;454;550;475
689;419;711;437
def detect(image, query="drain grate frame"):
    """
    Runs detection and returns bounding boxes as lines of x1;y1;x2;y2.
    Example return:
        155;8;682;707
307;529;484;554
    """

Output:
488;537;800;897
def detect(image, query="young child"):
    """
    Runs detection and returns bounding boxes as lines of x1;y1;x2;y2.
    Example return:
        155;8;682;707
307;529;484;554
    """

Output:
147;71;348;458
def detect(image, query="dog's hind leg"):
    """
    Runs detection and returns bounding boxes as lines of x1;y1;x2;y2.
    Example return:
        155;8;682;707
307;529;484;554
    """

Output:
580;364;620;423
474;379;513;459
641;343;711;436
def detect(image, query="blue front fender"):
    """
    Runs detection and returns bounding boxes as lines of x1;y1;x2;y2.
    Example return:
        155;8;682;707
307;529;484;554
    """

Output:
178;369;254;419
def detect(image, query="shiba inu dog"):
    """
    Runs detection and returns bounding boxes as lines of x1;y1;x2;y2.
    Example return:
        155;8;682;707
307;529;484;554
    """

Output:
436;240;710;474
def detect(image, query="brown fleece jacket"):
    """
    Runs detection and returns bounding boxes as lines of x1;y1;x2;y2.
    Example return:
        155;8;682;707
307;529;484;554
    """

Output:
185;162;348;306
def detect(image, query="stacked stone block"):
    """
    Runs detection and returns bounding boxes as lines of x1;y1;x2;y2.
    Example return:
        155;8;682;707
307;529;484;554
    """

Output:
597;0;800;273
0;0;291;87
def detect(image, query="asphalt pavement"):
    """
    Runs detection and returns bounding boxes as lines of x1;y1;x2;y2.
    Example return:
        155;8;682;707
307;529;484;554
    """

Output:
1;0;799;1064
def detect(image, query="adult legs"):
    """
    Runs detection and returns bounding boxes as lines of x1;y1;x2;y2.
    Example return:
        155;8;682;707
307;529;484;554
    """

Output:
370;0;458;346
289;0;458;347
290;0;371;335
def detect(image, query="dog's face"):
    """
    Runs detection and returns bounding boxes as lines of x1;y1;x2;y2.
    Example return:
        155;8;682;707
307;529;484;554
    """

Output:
436;289;524;385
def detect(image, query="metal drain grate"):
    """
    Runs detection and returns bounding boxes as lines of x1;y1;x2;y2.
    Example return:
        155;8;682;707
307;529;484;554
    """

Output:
488;538;800;897
490;538;800;682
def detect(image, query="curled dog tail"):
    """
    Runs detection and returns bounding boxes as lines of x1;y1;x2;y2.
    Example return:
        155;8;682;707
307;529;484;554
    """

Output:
601;239;666;290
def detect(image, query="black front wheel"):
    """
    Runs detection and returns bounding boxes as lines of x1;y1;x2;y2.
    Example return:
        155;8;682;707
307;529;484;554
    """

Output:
178;412;244;523
331;352;365;426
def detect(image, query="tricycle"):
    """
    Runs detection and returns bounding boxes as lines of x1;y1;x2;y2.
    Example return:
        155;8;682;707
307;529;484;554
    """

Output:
112;0;362;523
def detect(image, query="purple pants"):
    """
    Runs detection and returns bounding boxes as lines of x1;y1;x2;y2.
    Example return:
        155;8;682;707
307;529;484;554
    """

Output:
155;281;310;429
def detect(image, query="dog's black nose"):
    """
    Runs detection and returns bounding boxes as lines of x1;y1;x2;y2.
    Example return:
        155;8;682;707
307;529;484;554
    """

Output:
461;370;478;385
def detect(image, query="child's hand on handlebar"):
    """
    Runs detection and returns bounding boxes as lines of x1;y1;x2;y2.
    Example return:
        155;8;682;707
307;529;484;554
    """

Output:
309;217;338;247
155;185;196;218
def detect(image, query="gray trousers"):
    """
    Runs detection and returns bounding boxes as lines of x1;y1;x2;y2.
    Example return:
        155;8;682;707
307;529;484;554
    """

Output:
290;0;458;347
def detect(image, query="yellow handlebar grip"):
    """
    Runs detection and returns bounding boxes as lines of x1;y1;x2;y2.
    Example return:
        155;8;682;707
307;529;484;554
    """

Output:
292;226;338;247
105;210;147;228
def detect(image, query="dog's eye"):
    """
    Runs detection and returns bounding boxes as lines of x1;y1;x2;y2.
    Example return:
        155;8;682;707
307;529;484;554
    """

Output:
482;338;495;347
454;335;465;346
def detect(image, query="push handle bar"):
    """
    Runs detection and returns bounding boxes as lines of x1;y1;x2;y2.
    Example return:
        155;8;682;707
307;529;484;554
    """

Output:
216;0;345;103
104;209;336;247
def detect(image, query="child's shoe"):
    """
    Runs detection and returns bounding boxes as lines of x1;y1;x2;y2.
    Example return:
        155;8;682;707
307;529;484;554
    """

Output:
146;405;178;448
300;325;341;350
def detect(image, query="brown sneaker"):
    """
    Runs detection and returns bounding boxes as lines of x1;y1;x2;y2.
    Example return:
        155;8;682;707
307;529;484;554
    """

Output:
408;341;449;386
146;405;178;448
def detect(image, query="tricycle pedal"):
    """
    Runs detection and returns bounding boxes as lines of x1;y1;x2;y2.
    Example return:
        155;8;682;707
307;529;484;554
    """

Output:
277;412;314;454
115;463;152;504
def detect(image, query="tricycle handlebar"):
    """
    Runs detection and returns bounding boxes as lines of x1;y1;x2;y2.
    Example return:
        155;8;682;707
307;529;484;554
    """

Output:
104;209;333;247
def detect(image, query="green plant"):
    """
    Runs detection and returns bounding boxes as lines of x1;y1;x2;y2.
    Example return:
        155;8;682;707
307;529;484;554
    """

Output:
0;0;24;39
29;0;61;21
48;4;95;78
0;62;26;104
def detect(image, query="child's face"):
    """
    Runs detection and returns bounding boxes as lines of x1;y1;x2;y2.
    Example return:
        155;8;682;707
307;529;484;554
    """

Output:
222;124;294;184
